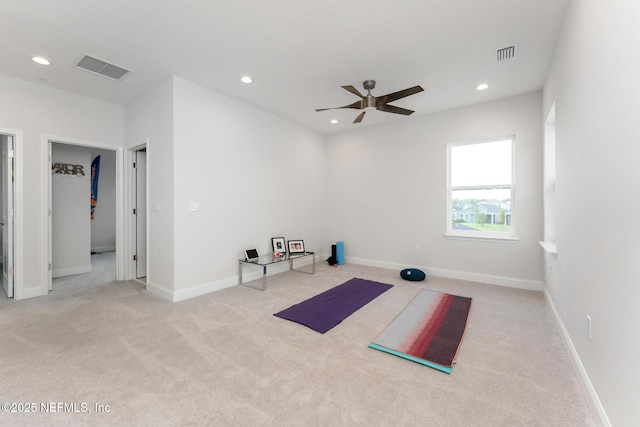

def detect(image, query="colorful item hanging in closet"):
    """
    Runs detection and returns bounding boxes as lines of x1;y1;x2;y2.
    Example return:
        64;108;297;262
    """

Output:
90;156;100;220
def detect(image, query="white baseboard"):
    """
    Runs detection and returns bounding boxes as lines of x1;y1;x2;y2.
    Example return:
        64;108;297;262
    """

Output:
146;281;174;302
172;277;239;302
345;256;543;291
91;246;116;253
148;255;319;302
543;288;611;427
157;253;539;300
52;264;92;278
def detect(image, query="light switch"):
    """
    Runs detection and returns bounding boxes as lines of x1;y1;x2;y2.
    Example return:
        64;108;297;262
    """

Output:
154;202;160;212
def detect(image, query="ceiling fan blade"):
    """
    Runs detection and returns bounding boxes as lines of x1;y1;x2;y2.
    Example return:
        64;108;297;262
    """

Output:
315;100;363;112
353;111;366;123
376;103;415;116
376;85;424;105
341;85;365;98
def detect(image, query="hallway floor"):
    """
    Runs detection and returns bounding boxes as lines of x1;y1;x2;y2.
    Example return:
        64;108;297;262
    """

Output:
51;251;117;297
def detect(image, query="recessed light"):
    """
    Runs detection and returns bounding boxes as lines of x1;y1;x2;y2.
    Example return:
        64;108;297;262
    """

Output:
476;83;489;91
241;76;252;84
331;119;338;124
32;56;51;66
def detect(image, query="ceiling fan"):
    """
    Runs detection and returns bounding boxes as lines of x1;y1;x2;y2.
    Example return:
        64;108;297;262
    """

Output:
315;80;424;123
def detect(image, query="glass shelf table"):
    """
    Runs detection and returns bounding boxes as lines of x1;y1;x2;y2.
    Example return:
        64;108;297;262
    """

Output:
238;251;316;290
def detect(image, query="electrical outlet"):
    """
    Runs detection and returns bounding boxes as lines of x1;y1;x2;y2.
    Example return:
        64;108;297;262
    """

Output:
415;243;421;251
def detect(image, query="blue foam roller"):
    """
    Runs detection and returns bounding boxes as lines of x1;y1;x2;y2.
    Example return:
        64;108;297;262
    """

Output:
336;241;344;265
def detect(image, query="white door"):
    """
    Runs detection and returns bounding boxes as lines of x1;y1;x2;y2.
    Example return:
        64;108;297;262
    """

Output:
2;135;14;298
135;150;147;279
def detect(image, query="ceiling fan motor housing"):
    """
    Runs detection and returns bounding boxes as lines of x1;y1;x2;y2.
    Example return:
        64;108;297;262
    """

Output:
363;80;376;91
363;80;377;108
365;96;376;108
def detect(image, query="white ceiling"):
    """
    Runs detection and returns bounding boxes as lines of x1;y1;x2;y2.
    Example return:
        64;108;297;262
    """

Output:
0;0;568;134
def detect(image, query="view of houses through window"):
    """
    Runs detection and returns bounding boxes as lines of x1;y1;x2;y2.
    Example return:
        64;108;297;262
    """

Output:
448;137;514;238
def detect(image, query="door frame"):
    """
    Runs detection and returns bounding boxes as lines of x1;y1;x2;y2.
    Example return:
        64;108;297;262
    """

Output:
0;128;23;299
42;134;124;292
125;140;149;287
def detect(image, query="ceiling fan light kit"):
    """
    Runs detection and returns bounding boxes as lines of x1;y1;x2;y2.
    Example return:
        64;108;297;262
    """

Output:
316;80;424;124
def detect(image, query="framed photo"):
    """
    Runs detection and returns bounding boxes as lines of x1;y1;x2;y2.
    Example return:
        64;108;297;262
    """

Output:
271;237;286;253
287;239;305;254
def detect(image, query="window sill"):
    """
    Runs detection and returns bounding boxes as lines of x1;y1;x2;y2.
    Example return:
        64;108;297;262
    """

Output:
539;241;557;255
445;233;519;243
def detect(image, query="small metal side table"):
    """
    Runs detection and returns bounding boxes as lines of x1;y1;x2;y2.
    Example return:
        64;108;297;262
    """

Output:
238;252;316;290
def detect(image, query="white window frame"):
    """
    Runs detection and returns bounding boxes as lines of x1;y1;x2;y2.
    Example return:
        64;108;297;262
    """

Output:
446;136;517;241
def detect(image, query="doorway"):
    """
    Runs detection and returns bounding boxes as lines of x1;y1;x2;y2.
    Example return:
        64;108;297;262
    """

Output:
1;134;14;297
0;128;22;299
45;136;124;293
130;145;147;283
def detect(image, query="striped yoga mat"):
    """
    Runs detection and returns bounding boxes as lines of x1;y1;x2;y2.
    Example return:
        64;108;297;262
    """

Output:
368;288;472;374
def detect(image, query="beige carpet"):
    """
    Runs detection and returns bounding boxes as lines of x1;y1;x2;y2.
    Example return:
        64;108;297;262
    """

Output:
0;262;599;426
50;251;117;296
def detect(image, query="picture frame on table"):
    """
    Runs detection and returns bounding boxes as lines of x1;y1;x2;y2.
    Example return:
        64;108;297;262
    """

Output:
271;237;286;254
287;239;305;254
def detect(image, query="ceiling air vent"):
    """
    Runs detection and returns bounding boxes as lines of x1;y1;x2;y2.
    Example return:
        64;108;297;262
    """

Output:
496;44;518;62
76;55;130;81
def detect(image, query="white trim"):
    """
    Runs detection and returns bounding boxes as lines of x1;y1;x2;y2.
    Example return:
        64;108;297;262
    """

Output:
145;252;541;299
146;280;174;301
53;265;92;278
91;246;116;253
115;145;124;281
345;256;542;291
172;277;238;302
542;288;611;427
125;139;149;286
445;233;519;243
0;128;24;299
154;255;317;302
44;139;51;294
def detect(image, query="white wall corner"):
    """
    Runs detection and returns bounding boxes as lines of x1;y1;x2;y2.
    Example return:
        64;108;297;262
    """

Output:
542;288;611;427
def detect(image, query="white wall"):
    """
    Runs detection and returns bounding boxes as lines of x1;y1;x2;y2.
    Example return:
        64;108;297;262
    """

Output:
126;77;325;300
125;78;174;297
172;77;325;298
90;148;116;252
542;0;640;424
51;144;91;277
0;74;124;299
325;92;543;288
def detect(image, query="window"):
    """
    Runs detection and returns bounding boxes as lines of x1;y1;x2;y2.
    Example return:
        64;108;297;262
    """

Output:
447;137;515;239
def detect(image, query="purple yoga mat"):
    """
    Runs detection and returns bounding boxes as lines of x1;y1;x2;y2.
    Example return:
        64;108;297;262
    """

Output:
274;278;393;333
